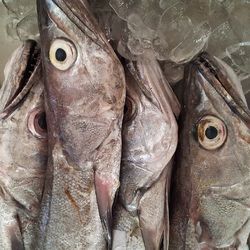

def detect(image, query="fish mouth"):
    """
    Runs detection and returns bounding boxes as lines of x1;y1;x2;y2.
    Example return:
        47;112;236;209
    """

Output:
193;52;250;128
1;40;40;118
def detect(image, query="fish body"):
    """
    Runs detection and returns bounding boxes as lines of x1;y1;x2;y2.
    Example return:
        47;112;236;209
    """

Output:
169;52;250;250
113;166;170;250
113;58;179;250
0;40;47;250
36;0;126;248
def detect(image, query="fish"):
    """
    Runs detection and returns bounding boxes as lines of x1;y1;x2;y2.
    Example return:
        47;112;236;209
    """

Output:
0;40;47;250
36;0;126;248
169;52;250;250
113;57;180;250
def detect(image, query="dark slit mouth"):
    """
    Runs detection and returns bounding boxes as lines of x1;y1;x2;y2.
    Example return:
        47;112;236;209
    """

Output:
4;40;40;109
1;40;41;119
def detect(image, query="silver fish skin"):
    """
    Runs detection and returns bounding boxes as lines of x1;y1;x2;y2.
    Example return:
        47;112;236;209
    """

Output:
113;166;170;250
0;40;47;250
169;52;250;250
36;0;126;249
113;58;179;250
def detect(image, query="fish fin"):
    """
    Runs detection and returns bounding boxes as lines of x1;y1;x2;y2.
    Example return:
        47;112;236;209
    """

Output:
94;172;114;249
138;195;165;250
139;221;164;250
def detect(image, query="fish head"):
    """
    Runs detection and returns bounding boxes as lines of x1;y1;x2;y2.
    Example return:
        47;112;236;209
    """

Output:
120;60;179;209
37;0;125;162
181;52;250;248
0;40;47;217
37;0;126;246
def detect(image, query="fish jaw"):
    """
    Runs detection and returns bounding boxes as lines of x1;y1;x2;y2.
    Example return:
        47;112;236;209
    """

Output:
37;0;126;247
169;53;250;249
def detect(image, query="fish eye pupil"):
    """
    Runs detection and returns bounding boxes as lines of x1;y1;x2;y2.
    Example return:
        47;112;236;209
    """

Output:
55;48;67;62
37;112;47;130
205;126;218;140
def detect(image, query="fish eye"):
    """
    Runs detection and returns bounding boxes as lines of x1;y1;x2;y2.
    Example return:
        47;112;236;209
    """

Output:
197;115;227;150
28;108;47;139
49;38;77;71
124;97;137;123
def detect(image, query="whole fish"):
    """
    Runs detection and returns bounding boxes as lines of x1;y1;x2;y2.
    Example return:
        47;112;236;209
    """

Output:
0;40;47;250
113;58;180;250
169;52;250;250
36;0;126;248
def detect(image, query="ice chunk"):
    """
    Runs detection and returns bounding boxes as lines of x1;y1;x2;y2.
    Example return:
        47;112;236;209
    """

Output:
0;1;20;84
229;1;250;41
161;61;184;86
242;78;250;96
2;0;38;42
109;0;215;62
184;0;210;26
159;0;181;10
226;42;250;74
207;0;229;30
109;0;136;21
127;34;145;55
207;21;240;58
16;12;39;41
6;18;20;40
127;13;156;41
2;0;35;17
169;22;211;63
117;38;137;61
152;36;169;61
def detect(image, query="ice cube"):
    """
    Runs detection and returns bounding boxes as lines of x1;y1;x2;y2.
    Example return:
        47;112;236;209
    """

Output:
152;36;169;61
207;21;240;58
208;0;229;30
117;39;137;60
158;14;193;53
127;13;155;41
229;1;250;41
161;61;184;85
184;0;210;26
170;22;211;63
159;0;181;10
2;0;35;17
226;42;250;74
0;1;20;84
6;18;19;40
109;0;135;21
16;12;39;41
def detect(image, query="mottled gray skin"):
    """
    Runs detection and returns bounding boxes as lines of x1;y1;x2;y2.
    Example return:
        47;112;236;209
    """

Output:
36;0;126;249
169;53;250;250
0;41;47;250
113;58;179;250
